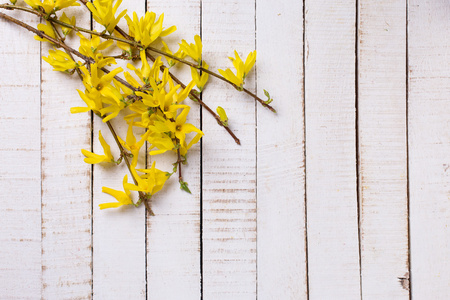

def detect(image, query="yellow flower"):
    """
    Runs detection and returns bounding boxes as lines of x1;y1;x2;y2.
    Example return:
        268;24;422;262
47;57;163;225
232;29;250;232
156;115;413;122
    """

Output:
59;12;76;36
161;41;186;67
34;21;56;44
25;0;79;15
77;32;114;58
125;11;176;48
135;78;184;119
125;161;169;196
147;131;175;155
125;50;158;86
71;89;103;114
218;50;256;89
99;84;126;122
43;49;78;72
190;62;209;92
79;64;123;95
170;106;204;155
179;35;202;64
232;50;256;79
87;0;127;34
81;130;115;164
99;175;134;209
117;122;150;168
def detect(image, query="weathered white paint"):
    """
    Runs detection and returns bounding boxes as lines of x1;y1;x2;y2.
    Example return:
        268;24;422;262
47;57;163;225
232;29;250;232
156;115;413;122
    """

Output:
40;6;92;299
91;1;146;298
2;1;450;299
0;9;42;299
304;0;361;299
202;0;257;298
408;0;450;298
256;0;308;299
357;1;410;299
145;0;202;299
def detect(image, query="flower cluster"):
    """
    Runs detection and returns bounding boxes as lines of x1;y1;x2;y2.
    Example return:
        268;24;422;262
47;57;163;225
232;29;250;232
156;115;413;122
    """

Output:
2;0;274;213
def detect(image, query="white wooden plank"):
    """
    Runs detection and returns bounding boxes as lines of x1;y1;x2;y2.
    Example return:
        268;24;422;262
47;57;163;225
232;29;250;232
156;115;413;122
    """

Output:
92;1;147;298
202;0;257;298
256;1;308;299
145;1;202;299
304;1;361;298
0;9;42;299
408;1;450;298
357;1;410;298
40;6;92;299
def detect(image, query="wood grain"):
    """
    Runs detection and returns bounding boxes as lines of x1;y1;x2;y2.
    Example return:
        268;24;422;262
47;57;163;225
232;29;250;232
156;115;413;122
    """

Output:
357;1;409;298
201;0;257;298
256;0;308;299
304;0;361;298
0;9;42;299
145;0;202;298
408;0;450;298
40;5;92;299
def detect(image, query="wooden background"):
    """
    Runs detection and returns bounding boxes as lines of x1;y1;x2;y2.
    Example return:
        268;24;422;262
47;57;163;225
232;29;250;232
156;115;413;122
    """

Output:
0;0;449;299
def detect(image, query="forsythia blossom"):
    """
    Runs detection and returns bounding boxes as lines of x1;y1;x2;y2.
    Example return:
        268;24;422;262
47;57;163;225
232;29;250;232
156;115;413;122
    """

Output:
125;11;176;48
87;0;127;34
81;131;115;164
100;175;134;209
179;35;202;64
43;49;78;72
24;0;80;15
218;50;256;89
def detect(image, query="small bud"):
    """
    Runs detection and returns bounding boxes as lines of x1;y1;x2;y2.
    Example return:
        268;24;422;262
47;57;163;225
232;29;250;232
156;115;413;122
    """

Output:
180;180;191;194
10;0;17;4
263;89;273;104
216;106;228;127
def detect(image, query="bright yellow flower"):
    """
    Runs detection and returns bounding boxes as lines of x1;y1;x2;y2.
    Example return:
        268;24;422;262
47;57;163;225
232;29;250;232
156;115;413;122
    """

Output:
25;0;79;14
77;32;114;58
190;62;209;92
34;21;56;44
71;89;103;114
125;50;158;86
81;130;115;164
87;0;127;34
218;50;256;89
79;64;123;95
99;175;134;209
125;161;169;196
43;48;78;72
117;122;150;168
169;106;204;155
99;84;126;122
125;11;176;48
59;12;76;36
135;78;184;119
179;35;202;64
147;131;175;155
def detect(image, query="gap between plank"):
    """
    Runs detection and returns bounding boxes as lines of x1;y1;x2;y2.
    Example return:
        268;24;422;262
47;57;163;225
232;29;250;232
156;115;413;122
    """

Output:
355;0;363;298
302;0;310;298
405;0;412;298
